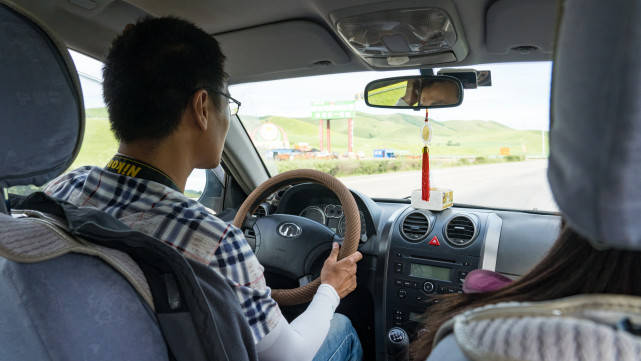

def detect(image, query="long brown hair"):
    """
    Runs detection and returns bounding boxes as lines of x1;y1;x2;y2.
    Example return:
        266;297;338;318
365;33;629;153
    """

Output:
410;221;641;361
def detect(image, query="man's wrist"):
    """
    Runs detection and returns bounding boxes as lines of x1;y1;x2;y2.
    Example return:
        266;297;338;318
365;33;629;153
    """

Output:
318;283;340;305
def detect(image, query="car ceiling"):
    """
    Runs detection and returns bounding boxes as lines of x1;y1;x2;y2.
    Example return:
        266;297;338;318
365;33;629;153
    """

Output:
11;0;557;84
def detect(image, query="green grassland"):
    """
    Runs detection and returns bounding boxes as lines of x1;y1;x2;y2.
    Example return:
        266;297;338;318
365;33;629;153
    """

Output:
70;108;547;173
246;112;548;158
71;109;118;169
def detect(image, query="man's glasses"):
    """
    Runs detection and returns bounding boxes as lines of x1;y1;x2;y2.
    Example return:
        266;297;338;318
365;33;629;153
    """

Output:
213;90;241;116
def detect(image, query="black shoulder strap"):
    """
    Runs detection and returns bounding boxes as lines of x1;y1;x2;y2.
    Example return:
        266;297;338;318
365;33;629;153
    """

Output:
14;192;258;361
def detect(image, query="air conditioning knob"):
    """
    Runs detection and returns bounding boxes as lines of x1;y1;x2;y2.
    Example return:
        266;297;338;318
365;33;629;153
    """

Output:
423;281;435;293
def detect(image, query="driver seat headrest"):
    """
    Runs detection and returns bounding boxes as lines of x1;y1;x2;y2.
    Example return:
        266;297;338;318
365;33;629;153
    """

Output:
0;2;84;190
548;0;641;250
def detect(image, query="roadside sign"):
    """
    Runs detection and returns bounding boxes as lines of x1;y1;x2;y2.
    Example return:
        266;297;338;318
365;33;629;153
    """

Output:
311;100;355;120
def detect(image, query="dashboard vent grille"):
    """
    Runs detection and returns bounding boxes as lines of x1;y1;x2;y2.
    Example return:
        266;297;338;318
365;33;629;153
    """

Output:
445;216;476;246
401;212;430;242
253;206;267;217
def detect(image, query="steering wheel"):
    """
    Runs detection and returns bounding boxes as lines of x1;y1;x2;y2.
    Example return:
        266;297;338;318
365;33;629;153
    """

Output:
233;169;361;306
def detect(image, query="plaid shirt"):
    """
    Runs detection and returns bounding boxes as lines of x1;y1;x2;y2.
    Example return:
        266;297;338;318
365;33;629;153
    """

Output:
44;166;281;343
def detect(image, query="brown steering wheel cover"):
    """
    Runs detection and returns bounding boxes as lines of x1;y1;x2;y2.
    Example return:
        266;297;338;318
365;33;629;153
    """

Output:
233;169;361;306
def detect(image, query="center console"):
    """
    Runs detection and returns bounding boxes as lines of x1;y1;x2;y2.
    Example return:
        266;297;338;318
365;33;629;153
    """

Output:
385;209;492;338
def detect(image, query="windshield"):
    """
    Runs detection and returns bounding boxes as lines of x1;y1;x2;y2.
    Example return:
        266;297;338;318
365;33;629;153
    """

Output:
231;62;557;211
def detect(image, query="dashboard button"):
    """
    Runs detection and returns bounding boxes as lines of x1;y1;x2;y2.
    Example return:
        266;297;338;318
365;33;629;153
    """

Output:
398;289;407;299
423;281;435;293
403;281;411;287
395;279;402;286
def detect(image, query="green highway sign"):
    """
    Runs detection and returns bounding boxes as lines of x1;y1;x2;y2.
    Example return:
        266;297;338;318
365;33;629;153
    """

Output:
311;100;356;119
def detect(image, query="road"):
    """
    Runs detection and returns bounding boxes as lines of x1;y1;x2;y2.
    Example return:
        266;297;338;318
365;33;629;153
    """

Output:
339;159;558;211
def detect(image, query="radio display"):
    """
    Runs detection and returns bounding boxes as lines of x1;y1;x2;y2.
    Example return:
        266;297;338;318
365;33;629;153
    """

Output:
409;263;451;281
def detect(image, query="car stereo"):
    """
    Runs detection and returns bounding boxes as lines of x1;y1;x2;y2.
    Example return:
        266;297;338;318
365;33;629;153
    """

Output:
386;248;479;336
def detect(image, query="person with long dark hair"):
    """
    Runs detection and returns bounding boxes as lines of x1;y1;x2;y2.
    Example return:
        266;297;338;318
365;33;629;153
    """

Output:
410;221;641;360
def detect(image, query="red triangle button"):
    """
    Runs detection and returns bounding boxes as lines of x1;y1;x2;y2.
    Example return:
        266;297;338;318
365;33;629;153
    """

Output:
428;236;440;246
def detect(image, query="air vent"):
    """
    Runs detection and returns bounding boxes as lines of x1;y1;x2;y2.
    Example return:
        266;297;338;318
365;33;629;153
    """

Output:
445;216;476;246
253;205;267;217
400;212;430;242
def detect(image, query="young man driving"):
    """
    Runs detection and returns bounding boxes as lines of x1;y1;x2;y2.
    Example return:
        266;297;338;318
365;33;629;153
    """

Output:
44;17;363;361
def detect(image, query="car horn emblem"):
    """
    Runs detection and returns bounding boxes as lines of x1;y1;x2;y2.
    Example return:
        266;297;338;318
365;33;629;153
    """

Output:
278;222;302;238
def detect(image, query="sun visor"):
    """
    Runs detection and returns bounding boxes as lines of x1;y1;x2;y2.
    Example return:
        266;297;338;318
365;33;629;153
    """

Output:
217;21;350;83
486;0;557;55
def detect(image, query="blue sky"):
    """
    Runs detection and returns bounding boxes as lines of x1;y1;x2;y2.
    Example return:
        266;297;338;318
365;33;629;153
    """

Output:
71;50;552;131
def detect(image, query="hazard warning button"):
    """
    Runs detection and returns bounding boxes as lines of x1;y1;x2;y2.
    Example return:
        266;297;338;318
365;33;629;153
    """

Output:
428;236;440;246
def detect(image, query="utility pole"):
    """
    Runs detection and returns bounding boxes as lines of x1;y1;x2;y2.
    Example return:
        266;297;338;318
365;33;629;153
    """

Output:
319;119;324;151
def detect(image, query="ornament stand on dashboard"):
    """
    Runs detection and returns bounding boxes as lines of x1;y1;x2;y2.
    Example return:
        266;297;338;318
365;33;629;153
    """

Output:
411;108;453;211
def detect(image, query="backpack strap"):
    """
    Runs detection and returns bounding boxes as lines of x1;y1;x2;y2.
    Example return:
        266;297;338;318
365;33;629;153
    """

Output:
10;191;258;361
0;210;155;309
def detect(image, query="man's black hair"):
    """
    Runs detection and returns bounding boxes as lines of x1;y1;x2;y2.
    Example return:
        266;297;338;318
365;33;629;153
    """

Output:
103;17;226;142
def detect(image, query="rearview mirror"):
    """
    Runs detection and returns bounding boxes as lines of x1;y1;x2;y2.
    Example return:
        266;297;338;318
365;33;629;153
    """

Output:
364;75;463;109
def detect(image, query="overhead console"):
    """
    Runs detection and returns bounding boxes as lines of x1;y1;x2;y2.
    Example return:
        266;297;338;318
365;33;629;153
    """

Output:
329;0;469;69
385;207;501;338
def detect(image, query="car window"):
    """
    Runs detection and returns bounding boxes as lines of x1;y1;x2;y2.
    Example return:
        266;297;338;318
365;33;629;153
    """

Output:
231;62;557;211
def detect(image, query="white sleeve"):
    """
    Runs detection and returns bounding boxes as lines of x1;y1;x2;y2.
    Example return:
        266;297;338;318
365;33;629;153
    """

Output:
256;284;340;361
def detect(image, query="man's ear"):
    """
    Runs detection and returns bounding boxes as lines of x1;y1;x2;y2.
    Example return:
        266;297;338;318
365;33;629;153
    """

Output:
191;89;209;132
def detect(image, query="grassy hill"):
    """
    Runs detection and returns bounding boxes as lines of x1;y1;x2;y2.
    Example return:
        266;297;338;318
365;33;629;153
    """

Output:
248;111;548;158
70;109;117;170
70;108;548;172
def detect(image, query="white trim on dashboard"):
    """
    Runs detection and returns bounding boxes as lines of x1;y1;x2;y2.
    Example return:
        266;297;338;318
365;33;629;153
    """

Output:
481;213;502;271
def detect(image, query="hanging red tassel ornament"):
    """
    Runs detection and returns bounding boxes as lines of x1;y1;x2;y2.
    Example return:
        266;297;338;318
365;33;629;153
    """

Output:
422;146;430;201
421;109;432;201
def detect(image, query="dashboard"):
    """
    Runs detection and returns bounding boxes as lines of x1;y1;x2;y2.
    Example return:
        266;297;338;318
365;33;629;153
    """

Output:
253;182;561;361
270;183;376;242
298;204;367;240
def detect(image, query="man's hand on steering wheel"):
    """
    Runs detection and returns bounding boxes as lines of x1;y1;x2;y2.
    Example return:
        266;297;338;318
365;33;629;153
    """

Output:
321;242;363;298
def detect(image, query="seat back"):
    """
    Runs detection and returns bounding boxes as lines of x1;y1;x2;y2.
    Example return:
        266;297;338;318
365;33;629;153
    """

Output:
0;2;169;360
0;253;169;361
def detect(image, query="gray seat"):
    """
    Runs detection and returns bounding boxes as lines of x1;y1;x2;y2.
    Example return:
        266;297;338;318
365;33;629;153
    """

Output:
0;2;168;360
427;0;641;359
0;254;168;361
